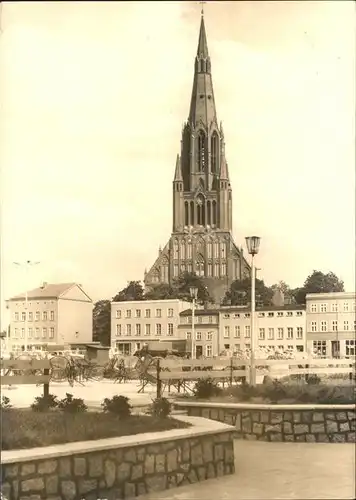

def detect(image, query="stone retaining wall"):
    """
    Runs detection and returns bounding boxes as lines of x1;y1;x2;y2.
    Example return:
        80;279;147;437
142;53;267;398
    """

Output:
175;402;356;443
0;416;235;500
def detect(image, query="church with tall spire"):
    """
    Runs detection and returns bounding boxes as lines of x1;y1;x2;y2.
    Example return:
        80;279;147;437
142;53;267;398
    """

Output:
144;12;251;303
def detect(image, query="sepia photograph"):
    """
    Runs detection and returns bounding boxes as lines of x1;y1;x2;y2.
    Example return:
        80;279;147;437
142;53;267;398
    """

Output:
0;1;355;499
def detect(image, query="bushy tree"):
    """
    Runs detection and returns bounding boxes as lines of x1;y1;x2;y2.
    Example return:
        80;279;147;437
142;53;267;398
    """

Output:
144;284;176;301
113;281;145;302
223;277;273;306
172;272;213;305
93;300;111;345
292;270;344;304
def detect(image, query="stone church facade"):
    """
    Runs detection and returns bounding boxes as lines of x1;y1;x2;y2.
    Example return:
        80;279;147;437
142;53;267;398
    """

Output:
144;14;251;304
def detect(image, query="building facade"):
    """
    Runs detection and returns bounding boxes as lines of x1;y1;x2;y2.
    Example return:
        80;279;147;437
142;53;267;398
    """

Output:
144;13;250;304
111;299;191;355
178;309;220;358
306;292;356;358
6;282;93;351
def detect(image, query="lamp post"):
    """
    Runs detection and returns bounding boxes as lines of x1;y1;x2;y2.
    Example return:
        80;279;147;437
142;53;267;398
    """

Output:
245;236;261;386
190;286;198;359
13;260;40;352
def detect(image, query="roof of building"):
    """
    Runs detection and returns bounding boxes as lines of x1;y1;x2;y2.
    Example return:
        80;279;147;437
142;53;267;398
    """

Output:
180;304;306;316
8;283;90;301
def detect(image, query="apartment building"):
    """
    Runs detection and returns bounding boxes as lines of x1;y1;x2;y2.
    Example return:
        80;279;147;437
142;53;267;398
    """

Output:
178;309;220;358
111;299;191;355
306;292;356;357
6;282;93;351
219;305;306;354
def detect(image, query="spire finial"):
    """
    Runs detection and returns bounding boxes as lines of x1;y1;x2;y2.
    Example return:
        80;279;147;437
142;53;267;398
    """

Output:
200;1;206;16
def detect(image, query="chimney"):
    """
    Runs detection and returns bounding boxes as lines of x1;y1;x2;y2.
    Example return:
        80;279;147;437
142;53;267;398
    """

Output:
41;282;48;289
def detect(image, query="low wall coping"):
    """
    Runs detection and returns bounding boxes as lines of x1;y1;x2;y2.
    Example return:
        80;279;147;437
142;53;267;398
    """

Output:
175;401;356;411
1;415;234;465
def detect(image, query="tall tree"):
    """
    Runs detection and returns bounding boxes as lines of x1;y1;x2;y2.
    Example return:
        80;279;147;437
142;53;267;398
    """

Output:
144;284;177;301
92;300;111;346
293;270;344;304
113;281;145;302
223;277;274;307
270;280;295;304
173;272;213;305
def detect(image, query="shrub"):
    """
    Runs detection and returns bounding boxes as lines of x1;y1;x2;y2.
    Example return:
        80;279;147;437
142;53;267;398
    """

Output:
306;374;321;385
58;393;87;413
149;397;171;418
101;395;132;418
31;394;58;412
193;378;223;399
0;396;12;409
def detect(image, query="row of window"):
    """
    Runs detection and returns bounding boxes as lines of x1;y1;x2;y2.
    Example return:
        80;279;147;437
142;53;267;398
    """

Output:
115;323;174;337
14;311;55;322
313;340;355;356
310;320;356;332
116;308;174;320
173;240;226;259
12;327;55;339
309;302;356;313
223;325;302;340
223;311;303;319
173;262;227;278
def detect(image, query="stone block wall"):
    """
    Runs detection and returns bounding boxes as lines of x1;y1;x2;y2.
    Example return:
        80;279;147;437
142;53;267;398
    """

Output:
176;403;356;443
1;430;234;499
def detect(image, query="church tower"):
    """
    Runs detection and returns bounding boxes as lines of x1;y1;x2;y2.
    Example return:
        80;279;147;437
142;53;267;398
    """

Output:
145;13;250;303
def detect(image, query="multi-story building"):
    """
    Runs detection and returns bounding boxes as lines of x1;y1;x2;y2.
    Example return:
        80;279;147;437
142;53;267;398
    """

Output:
111;299;191;355
219;305;306;354
6;282;93;351
144;13;250;304
306;292;356;358
178;309;220;358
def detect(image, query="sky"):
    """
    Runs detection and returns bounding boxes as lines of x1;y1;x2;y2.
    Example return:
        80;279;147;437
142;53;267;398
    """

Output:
1;1;355;327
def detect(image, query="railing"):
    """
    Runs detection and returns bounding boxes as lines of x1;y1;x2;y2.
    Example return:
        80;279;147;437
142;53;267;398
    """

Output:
0;358;50;397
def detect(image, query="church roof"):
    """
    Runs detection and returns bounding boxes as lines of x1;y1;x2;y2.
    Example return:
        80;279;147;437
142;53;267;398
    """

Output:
197;14;209;58
173;154;182;182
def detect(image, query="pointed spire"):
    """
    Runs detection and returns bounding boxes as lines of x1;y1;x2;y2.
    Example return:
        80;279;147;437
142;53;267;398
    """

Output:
174;154;183;182
220;158;230;181
197;13;209;58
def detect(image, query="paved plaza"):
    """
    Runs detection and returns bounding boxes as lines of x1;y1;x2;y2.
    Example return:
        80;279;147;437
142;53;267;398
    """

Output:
138;440;355;500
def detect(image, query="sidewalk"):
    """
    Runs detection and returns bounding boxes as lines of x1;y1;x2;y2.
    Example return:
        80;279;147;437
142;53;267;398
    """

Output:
138;440;355;500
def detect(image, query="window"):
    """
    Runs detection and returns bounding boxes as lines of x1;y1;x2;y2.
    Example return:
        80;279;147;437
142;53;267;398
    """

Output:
354;320;356;331
346;340;355;356
156;324;162;336
277;328;284;340
310;304;317;312
287;345;293;351
198;316;202;324
126;324;132;335
116;310;122;319
116;325;122;336
332;321;338;331
234;344;240;351
259;328;265;340
353;302;356;312
206;331;213;341
221;263;226;276
244;313;250;318
320;303;327;313
296;311;302;316
29;312;33;321
287;312;293;317
343;302;349;312
35;328;40;338
156;309;162;318
49;327;54;339
206;345;212;357
145;309;151;318
245;325;251;338
344;321;349;331
168;323;173;336
196;332;202;340
21;328;25;339
43;311;47;321
21;312;26;321
224;326;230;338
234;326;240;338
126;310;131;319
320;321;327;332
135;324;141;336
268;328;274;340
35;311;40;321
268;312;274;317
223;314;230;319
42;327;47;338
234;313;240;319
135;309;141;318
14;312;19;321
311;321;317;332
296;345;304;352
207;263;212;277
14;328;18;338
313;340;326;356
145;324;151;335
209;316;213;323
331;303;338;312
277;312;283;317
258;312;265;318
245;343;251;349
214;263;219;277
28;327;33;338
50;311;54;321
168;308;174;318
287;327;293;339
186;332;191;340
296;327;303;339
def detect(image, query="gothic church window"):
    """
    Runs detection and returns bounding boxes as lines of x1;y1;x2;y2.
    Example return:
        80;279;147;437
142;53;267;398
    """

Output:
207;240;212;258
187;241;192;259
190;201;194;225
196;254;205;277
173;239;179;259
208;263;212;277
221;263;227;276
207;200;211;225
214;263;219;277
180;241;186;259
211;132;219;173
184;202;189;226
173;264;179;277
214;241;219;258
196;194;205;225
197;131;206;172
212;200;217;225
221;242;226;258
161;258;169;283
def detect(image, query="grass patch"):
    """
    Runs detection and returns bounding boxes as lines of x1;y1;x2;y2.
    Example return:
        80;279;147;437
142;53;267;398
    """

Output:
1;409;191;450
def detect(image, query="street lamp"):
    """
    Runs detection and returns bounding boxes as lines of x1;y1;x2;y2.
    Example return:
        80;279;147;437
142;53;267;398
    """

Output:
245;236;261;385
13;260;40;352
190;286;198;359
